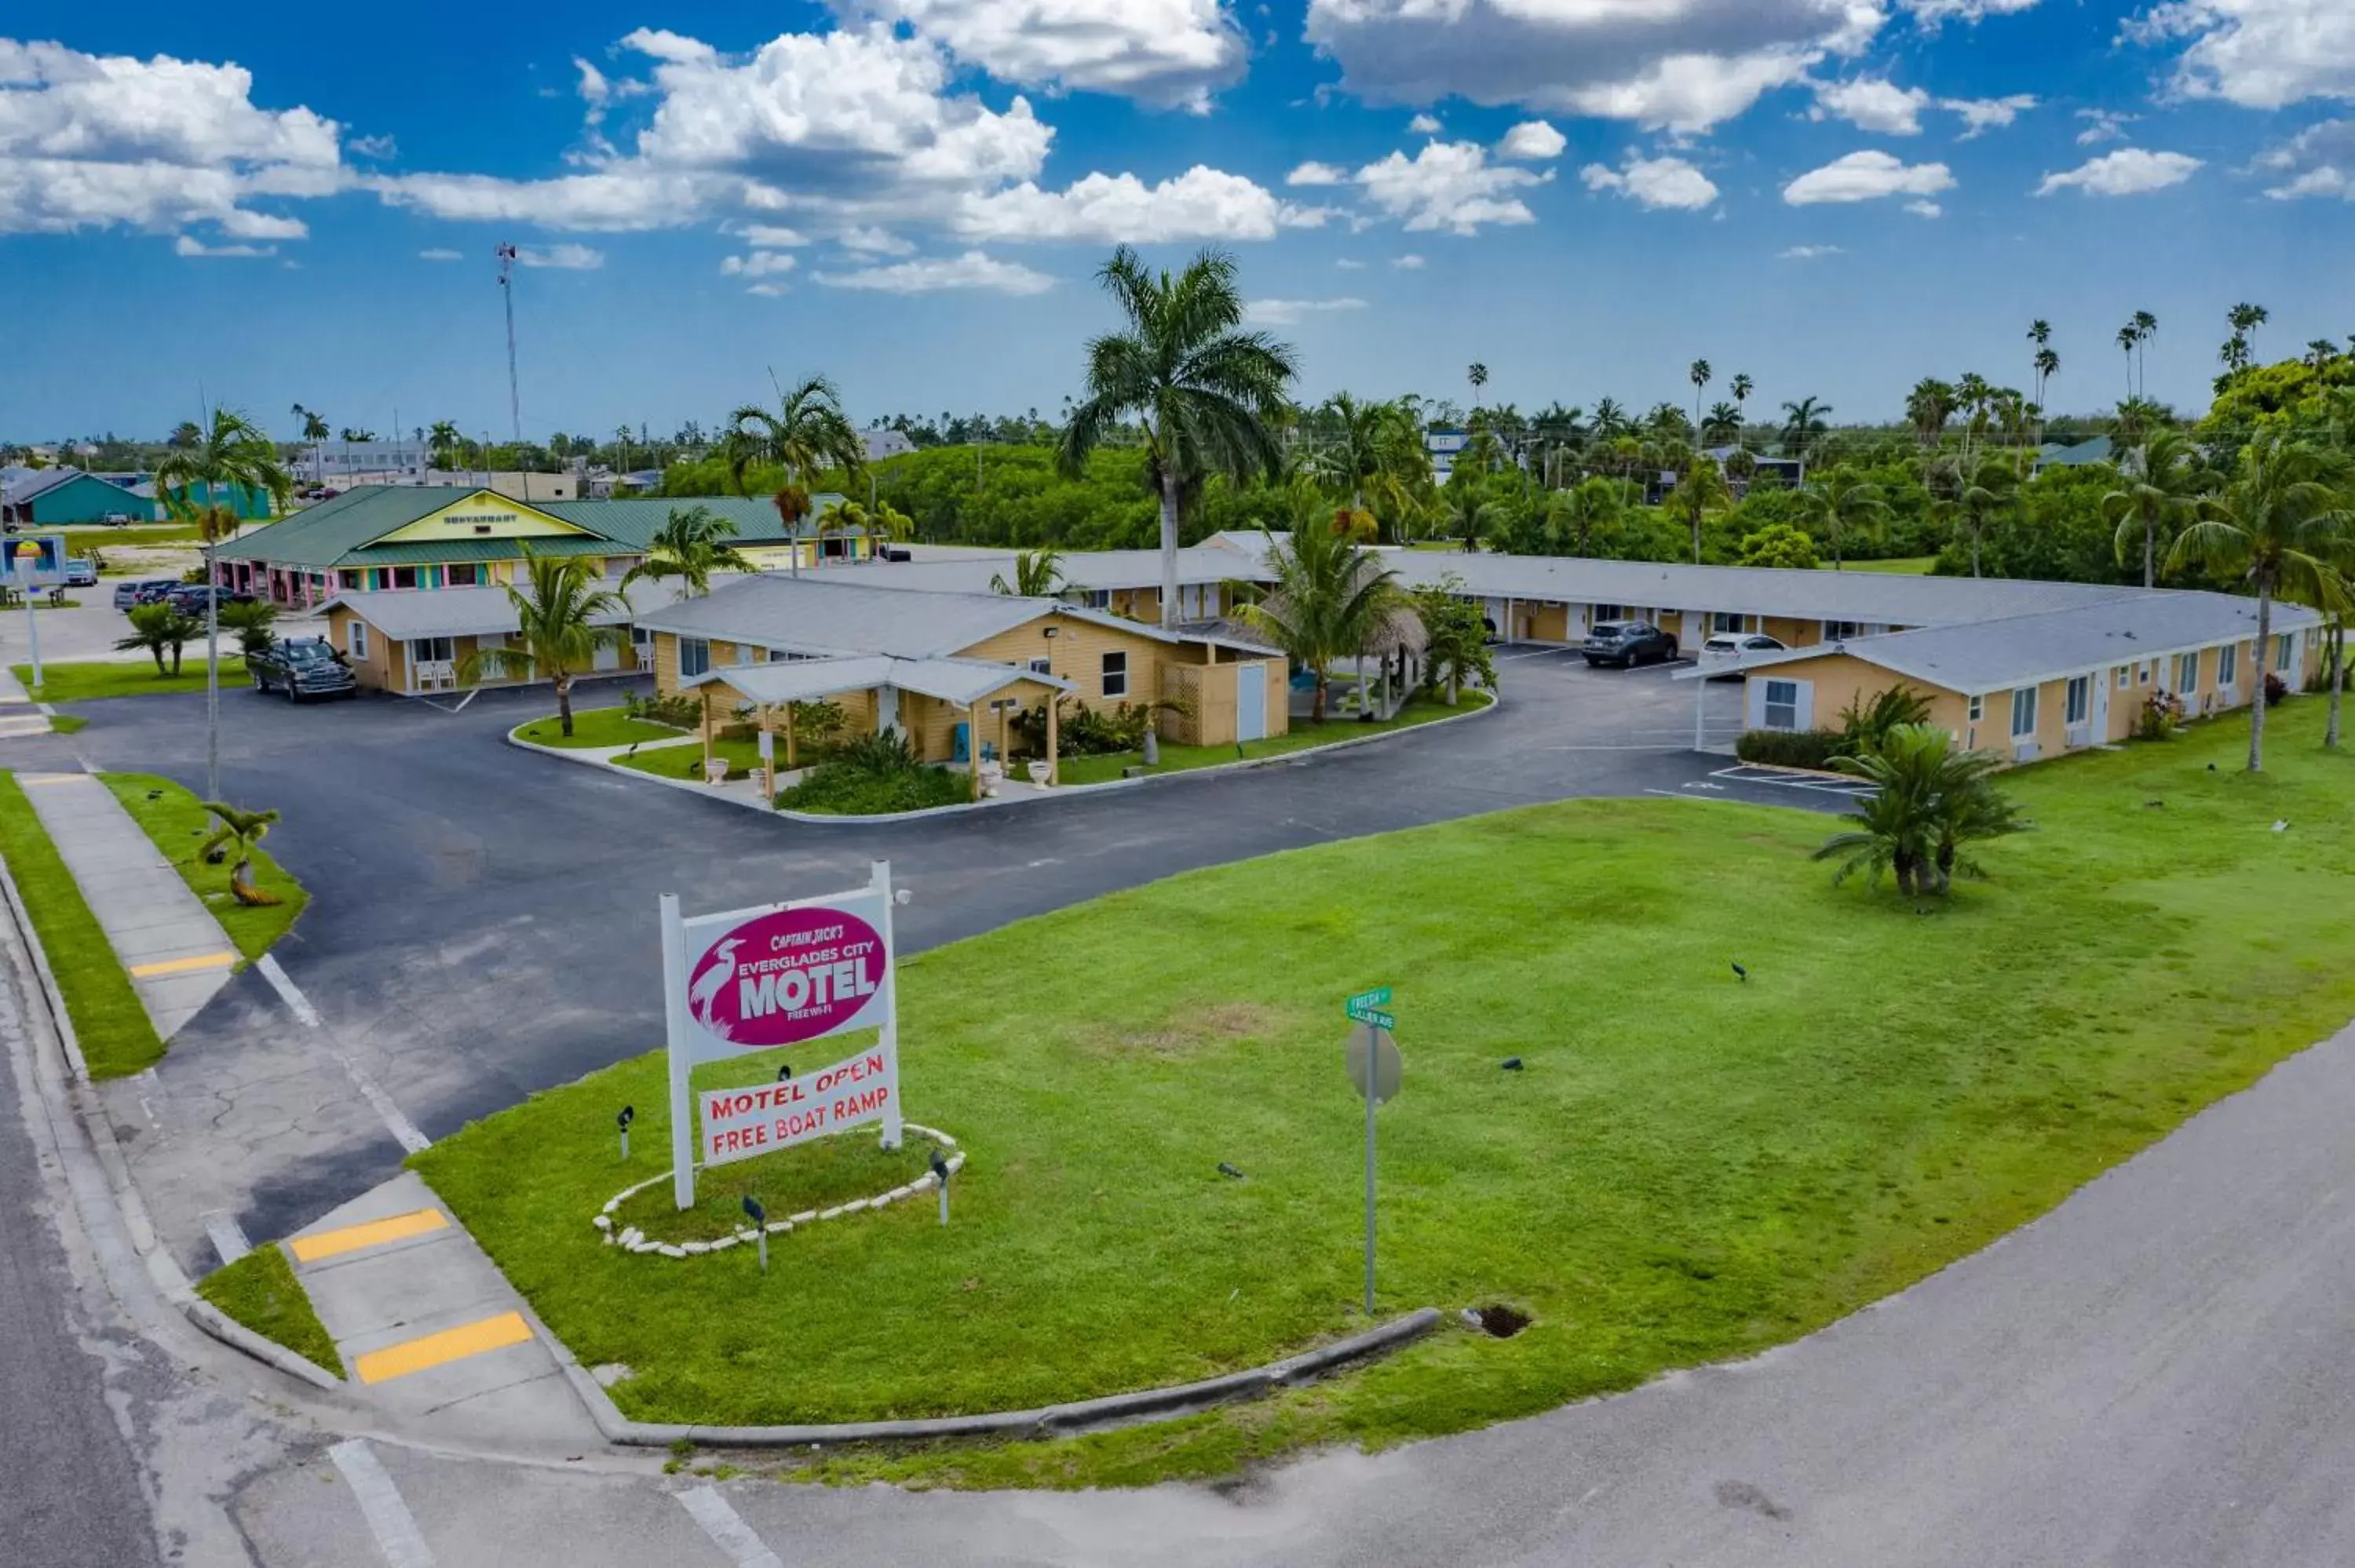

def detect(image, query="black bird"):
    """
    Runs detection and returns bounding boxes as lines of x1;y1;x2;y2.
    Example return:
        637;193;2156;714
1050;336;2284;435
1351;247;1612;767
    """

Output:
1500;1056;1524;1071
776;1061;793;1081
1731;961;1748;983
144;789;162;801
1217;1162;1245;1180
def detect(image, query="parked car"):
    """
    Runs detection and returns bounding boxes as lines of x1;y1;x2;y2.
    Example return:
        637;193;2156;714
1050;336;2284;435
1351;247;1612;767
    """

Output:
1582;620;1680;669
1700;632;1787;679
248;638;357;702
113;578;181;610
99;511;135;526
162;585;257;617
63;558;97;588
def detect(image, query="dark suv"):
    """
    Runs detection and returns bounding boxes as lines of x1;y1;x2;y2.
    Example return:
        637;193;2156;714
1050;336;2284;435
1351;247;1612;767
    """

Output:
163;585;257;616
248;638;357;702
1582;619;1680;669
113;578;182;610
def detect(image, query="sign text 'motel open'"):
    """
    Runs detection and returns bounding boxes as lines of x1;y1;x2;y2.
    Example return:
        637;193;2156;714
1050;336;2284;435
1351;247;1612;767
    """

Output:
660;862;904;1209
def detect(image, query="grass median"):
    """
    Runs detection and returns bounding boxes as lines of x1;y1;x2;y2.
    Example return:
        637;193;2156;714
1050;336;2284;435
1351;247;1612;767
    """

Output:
513;707;691;749
101;773;306;961
0;773;163;1078
14;659;246;704
1054;691;1492;786
416;706;2355;1489
196;1245;344;1377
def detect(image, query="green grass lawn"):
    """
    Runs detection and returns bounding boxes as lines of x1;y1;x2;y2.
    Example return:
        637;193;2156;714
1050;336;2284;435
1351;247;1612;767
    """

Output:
1056;692;1493;786
0;774;163;1078
196;1245;344;1377
47;715;86;735
1829;556;1937;574
513;707;692;749
415;706;2355;1489
100;773;306;961
60;523;206;548
612;732;766;781
15;659;246;703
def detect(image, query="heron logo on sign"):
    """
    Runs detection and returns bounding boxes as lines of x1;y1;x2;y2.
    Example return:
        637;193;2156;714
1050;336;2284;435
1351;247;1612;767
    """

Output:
686;905;887;1048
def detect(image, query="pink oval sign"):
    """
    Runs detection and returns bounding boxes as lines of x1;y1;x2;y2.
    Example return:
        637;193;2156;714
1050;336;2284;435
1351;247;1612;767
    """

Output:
686;905;887;1048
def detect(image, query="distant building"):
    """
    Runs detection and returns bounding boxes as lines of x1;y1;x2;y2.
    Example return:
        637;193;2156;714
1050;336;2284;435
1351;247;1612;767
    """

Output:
305;440;431;483
2;468;160;525
1425;428;1470;485
2032;435;2115;476
861;428;918;462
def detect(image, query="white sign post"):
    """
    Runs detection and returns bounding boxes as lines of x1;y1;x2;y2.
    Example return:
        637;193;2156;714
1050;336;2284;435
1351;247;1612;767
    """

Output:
661;860;904;1211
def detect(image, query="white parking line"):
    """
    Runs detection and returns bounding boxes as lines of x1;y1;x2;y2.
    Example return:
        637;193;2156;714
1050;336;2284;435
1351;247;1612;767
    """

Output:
202;1209;251;1265
329;1439;438;1568
677;1487;784;1568
259;954;429;1154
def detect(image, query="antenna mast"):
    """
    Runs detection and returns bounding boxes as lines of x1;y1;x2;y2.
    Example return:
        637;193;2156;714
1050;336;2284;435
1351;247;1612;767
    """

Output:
495;243;523;446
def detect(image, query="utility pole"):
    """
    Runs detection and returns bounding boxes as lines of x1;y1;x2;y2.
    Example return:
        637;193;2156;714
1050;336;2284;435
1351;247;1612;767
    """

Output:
496;244;523;449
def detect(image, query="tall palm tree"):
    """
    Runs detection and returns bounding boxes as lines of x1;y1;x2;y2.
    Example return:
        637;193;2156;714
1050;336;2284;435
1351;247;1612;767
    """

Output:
1703;400;1744;447
1059;246;1298;629
2229;302;2269;363
622;504;752;598
1906;378;1955;451
2166;432;2353;771
2102;429;2204;589
457;551;632;738
2306;339;2342;370
1546;476;1625;557
2032;348;2061;446
1240;495;1408;724
428;419;462;470
153;407;294;799
1940;455;2021;578
1729;373;1754;419
1688;359;1712;452
1311;393;1428;537
289;403;330;483
990;546;1066;596
1590;397;1630;441
728;375;867;577
1779;396;1832;476
1466;362;1488;410
1670;452;1732;563
1796;469;1889;571
2131;310;2158;399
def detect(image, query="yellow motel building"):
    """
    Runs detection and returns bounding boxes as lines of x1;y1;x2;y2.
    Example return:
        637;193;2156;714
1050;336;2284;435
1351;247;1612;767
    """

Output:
636;573;1288;770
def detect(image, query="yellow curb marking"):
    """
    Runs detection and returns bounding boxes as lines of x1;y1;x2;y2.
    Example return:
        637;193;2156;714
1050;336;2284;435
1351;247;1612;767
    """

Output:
19;773;83;786
128;951;239;978
288;1208;448;1264
355;1312;533;1385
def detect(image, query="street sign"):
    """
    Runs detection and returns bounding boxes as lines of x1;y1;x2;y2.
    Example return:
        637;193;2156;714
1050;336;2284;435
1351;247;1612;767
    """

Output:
1345;1023;1402;1103
1347;1006;1395;1030
1345;986;1391;1014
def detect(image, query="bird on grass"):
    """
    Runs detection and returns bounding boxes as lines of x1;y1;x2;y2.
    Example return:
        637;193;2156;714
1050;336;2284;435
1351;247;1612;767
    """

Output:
1731;961;1748;983
1217;1162;1245;1180
1500;1057;1524;1071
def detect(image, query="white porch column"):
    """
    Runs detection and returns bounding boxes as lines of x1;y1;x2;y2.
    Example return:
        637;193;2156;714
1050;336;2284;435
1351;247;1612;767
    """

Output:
877;684;900;733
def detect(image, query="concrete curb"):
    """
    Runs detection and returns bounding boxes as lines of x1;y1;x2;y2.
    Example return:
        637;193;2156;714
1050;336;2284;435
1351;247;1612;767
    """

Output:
0;848;346;1394
555;1307;1443;1449
506;691;1502;825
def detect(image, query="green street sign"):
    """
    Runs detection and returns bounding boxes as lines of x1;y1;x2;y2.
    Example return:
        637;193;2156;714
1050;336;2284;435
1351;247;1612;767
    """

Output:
1347;1006;1395;1030
1345;986;1392;1015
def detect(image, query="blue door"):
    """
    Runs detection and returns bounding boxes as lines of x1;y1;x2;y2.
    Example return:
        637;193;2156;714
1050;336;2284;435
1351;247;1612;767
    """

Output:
1236;663;1267;742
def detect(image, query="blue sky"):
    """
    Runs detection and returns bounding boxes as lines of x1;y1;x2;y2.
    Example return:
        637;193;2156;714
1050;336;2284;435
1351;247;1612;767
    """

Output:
5;1;2353;447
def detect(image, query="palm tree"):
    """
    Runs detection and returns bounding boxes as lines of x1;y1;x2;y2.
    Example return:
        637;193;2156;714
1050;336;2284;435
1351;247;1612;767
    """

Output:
1466;363;1488;409
1688;359;1712;452
114;602;201;675
457;551;632;738
2131;310;2158;398
1796;470;1889;571
1703;401;1744;447
1590;398;1630;441
197;801;283;907
2102;429;2204;589
1941;455;2021;578
728;375;867;577
623;504;752;598
1311;393;1428;536
1813;724;2026;897
290;403;330;485
2229;302;2269;363
2166;432;2354;771
2032;348;2060;446
1546;476;1624;556
1729;373;1754;418
1668;454;1731;563
1240;495;1408;724
1779;397;1832;476
153;407;294;799
1906;378;1955;452
2307;339;2342;370
1059;246;1298;630
428;419;461;470
990;546;1065;596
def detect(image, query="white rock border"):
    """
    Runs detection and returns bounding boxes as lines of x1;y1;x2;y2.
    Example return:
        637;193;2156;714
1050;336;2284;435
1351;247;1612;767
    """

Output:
593;1122;966;1258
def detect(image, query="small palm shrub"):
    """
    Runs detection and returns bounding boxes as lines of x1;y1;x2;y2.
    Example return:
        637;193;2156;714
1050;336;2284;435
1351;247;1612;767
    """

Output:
1735;728;1847;768
778;725;966;815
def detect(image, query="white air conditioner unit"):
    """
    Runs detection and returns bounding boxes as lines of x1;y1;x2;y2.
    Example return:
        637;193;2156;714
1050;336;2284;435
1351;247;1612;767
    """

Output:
2013;740;2041;764
2064;724;2091;749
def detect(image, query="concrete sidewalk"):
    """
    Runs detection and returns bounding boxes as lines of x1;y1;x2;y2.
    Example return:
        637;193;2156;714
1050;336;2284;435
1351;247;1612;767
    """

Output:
0;665;52;739
18;771;238;1038
288;1171;601;1443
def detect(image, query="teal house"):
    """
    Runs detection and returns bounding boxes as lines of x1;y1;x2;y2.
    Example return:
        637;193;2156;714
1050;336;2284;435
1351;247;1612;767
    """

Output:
1;470;152;527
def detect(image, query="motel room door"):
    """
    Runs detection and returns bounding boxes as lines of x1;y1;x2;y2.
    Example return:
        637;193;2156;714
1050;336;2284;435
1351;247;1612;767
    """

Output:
1236;662;1268;742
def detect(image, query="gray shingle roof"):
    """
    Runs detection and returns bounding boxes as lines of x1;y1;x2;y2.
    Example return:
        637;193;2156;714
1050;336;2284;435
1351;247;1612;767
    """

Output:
321;579;681;639
834;546;1264;596
637;574;1051;658
688;655;1072;707
1696;591;2320;695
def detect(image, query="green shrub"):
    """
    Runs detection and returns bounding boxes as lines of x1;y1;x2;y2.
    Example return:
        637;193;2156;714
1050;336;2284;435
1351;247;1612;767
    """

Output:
1837;684;1933;755
777;726;967;815
1008;698;1162;757
1736;727;1849;768
623;688;702;728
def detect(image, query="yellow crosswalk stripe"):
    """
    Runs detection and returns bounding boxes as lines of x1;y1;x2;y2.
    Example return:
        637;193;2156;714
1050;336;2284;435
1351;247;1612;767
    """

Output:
288;1208;447;1264
354;1313;533;1384
128;951;238;978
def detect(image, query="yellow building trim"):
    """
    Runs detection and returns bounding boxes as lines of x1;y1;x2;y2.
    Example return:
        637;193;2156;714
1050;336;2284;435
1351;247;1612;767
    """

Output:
353;1311;532;1384
288;1208;450;1264
374;490;592;545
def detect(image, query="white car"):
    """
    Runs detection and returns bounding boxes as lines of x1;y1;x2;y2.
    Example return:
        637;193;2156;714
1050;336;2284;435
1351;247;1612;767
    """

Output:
1700;632;1785;678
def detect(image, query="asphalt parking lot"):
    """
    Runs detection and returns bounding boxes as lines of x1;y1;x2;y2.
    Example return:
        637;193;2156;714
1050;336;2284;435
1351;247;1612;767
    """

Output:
46;647;1825;1264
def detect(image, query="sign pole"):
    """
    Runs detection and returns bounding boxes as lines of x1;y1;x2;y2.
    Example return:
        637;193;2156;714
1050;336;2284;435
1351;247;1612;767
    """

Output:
659;894;698;1211
871;859;904;1150
1364;1056;1377;1317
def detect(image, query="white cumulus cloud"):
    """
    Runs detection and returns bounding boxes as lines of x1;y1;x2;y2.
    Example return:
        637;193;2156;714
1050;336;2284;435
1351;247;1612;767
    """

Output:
2256;119;2355;200
1783;148;1955;203
173;235;276;257
847;0;1246;110
1497;119;1568;160
1778;243;1846;258
1580;153;1719;210
1302;0;1884;135
2035;147;2202;195
1906;198;1943;216
1287;160;1349;186
813;250;1055;294
418;247;463;260
1901;0;2042;24
1408;112;1442;134
1354;140;1546;232
2076;108;2137;144
2129;0;2355;110
958;165;1319;242
1944;93;2037;137
1392;252;1426;268
1811;77;1931;134
513;242;604;268
720;250;799;277
1245;296;1369;324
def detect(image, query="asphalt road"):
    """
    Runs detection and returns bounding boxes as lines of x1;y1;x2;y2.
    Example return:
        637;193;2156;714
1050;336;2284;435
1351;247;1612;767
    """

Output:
69;651;1781;1264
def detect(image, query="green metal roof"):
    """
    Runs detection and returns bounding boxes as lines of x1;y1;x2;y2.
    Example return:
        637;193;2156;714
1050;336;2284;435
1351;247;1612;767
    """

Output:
214;487;851;569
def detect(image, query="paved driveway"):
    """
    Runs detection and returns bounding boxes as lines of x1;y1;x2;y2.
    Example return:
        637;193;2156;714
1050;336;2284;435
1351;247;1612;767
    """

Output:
56;650;1802;1261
